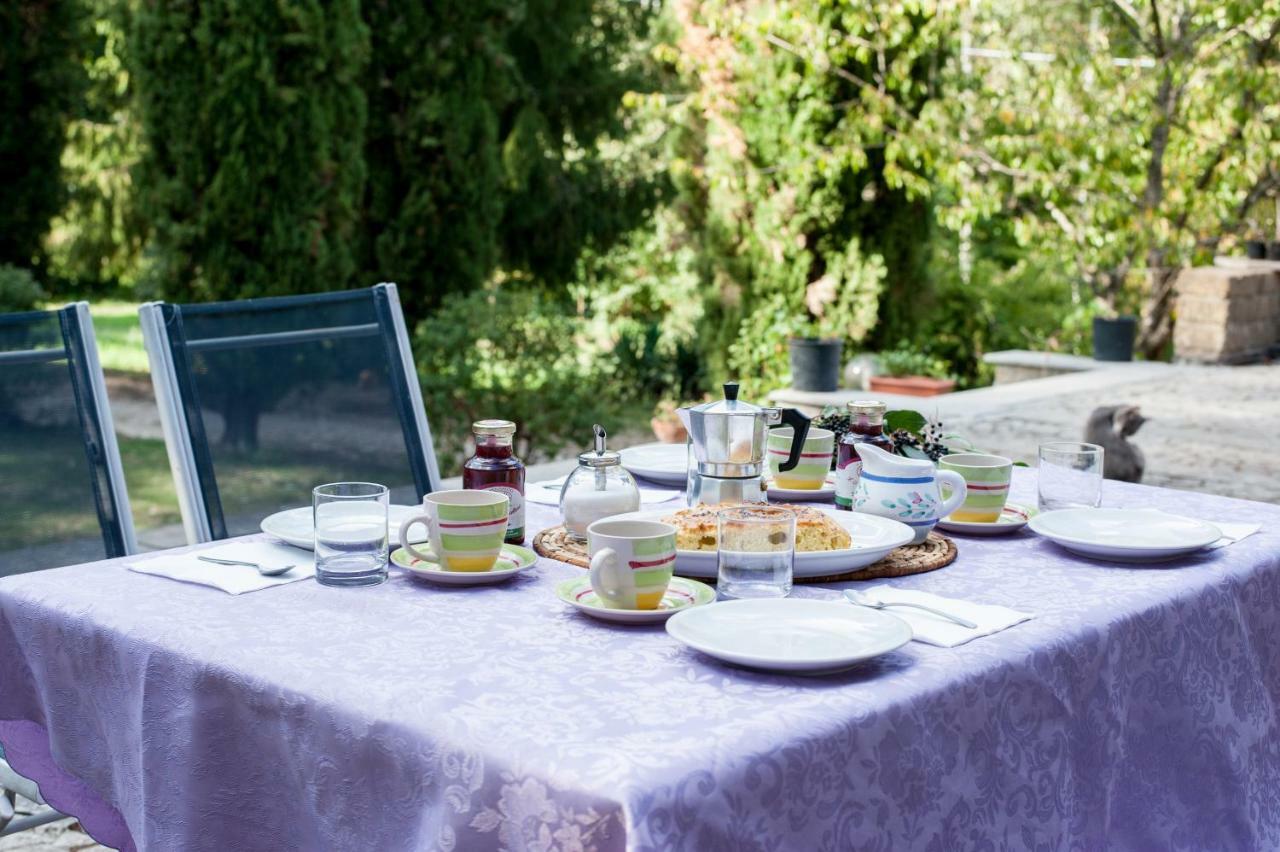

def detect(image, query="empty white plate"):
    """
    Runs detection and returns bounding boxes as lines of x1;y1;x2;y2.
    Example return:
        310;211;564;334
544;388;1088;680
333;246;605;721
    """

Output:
605;508;914;579
619;443;688;486
261;505;427;550
1029;508;1221;562
666;598;913;674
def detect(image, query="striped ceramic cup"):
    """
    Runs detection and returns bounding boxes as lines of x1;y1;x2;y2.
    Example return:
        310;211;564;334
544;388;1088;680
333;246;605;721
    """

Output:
587;519;678;610
768;426;834;490
939;453;1012;523
398;490;509;572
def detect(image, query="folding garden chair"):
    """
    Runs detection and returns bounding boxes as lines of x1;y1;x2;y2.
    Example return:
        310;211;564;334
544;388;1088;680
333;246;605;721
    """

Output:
138;283;439;542
0;302;136;836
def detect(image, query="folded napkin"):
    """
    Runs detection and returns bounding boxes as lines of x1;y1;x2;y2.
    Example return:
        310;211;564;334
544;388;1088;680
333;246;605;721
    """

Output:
854;586;1032;648
1207;522;1261;550
128;541;314;594
525;478;682;507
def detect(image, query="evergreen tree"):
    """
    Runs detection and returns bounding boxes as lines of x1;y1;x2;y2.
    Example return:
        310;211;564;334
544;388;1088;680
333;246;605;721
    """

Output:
128;0;368;301
0;0;84;272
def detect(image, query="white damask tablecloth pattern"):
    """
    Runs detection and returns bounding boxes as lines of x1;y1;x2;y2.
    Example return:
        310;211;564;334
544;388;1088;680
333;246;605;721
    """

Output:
1;469;1279;851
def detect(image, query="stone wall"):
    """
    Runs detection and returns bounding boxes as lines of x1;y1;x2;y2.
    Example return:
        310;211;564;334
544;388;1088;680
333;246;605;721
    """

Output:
1174;266;1280;363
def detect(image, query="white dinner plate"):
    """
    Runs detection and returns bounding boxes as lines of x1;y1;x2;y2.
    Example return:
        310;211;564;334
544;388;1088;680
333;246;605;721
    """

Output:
666;598;913;673
619;442;688;486
767;472;836;502
936;503;1035;536
391;543;537;585
556;576;716;624
605;507;915;579
261;504;426;551
1028;508;1221;562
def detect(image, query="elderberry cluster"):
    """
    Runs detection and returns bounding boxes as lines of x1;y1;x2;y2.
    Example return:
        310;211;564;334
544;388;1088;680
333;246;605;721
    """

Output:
889;428;951;462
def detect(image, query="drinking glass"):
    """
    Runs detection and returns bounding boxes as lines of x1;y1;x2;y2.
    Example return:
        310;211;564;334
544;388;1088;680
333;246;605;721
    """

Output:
717;506;795;599
1037;442;1104;511
313;482;389;587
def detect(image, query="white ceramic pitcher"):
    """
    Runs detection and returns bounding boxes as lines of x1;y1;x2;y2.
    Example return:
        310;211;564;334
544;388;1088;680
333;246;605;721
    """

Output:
853;443;967;544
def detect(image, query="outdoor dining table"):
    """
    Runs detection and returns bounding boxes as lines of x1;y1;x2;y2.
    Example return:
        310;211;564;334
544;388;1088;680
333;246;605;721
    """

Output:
1;468;1279;851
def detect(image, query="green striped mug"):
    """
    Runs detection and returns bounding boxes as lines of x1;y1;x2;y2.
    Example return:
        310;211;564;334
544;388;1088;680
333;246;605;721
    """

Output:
398;490;510;572
768;426;834;490
587;519;678;610
938;453;1012;523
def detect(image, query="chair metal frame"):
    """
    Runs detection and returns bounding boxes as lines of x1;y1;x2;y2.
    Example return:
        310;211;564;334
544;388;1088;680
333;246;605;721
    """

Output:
0;301;136;835
139;283;440;543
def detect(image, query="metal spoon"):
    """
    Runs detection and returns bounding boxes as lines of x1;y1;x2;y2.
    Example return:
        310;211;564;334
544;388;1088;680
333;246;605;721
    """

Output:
198;555;296;577
843;589;977;629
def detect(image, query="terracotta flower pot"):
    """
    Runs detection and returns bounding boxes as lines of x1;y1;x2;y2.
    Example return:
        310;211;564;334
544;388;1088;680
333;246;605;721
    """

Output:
651;417;688;444
868;375;956;397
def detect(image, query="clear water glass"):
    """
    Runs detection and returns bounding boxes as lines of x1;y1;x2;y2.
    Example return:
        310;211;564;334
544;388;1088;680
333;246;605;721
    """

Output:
313;482;389;587
717;506;796;599
1037;442;1104;511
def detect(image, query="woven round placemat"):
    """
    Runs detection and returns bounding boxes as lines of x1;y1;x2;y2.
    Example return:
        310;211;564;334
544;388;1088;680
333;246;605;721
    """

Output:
532;525;956;582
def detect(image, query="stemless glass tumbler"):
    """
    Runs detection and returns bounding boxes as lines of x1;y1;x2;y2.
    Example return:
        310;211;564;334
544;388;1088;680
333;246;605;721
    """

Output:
716;506;796;599
1037;442;1104;511
313;482;389;587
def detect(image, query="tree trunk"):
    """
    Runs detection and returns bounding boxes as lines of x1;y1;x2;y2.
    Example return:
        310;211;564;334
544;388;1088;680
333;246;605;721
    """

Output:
1137;266;1177;359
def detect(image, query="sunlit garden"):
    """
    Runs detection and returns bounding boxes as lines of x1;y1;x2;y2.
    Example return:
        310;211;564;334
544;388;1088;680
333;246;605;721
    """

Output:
3;1;1280;849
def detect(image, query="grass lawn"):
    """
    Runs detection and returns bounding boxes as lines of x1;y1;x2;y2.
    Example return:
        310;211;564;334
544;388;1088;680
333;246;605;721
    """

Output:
87;300;151;375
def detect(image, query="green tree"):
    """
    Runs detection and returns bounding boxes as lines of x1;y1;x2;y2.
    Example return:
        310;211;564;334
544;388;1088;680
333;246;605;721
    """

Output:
929;0;1280;357
128;0;369;301
0;0;84;272
360;0;664;317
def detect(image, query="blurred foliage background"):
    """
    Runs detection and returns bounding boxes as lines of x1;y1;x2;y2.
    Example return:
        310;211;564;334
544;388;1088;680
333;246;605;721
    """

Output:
3;0;1279;470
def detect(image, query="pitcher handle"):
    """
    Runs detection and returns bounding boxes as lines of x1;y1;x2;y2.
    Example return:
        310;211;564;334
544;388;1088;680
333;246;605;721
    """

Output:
936;471;968;519
775;409;812;472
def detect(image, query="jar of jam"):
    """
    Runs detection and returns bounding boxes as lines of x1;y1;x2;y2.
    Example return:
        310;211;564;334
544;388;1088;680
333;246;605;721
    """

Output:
463;419;526;544
835;400;894;511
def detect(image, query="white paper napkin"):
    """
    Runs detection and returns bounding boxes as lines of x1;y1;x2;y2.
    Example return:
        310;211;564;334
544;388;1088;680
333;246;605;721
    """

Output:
128;541;315;594
854;586;1033;648
524;478;682;507
1206;522;1261;550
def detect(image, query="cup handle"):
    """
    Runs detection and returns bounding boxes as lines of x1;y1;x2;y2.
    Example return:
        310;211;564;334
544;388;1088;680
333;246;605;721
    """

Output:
589;547;625;602
936;471;968;519
397;515;437;563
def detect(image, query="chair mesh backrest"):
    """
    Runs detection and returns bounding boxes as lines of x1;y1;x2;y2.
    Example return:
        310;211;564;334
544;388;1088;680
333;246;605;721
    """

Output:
162;288;432;539
0;308;128;575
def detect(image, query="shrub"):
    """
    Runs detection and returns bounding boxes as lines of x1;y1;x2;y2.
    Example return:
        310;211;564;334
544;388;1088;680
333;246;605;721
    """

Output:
415;288;620;474
0;266;48;313
0;0;83;271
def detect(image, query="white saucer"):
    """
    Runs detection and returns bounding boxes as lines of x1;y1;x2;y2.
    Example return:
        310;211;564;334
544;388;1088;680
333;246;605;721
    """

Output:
767;473;836;502
605;507;914;579
936;503;1035;536
261;505;426;551
556;576;716;624
666;598;912;673
391;544;537;584
1028;508;1221;562
619;443;688;486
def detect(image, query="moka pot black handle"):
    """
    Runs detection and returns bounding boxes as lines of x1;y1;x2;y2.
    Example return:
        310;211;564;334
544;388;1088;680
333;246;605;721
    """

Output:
775;408;812;473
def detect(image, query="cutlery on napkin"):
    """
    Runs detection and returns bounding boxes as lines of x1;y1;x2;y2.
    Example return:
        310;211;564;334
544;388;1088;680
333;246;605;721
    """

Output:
841;586;1032;648
524;478;682;507
128;541;315;594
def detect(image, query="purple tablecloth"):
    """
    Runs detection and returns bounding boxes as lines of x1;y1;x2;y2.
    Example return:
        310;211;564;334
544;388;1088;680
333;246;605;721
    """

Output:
2;470;1279;851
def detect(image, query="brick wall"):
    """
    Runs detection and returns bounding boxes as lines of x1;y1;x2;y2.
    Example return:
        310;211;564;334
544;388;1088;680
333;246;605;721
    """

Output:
1173;267;1280;363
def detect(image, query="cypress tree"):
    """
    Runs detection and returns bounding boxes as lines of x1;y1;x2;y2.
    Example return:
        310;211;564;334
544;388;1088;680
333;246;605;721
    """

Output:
0;0;83;271
129;0;368;301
